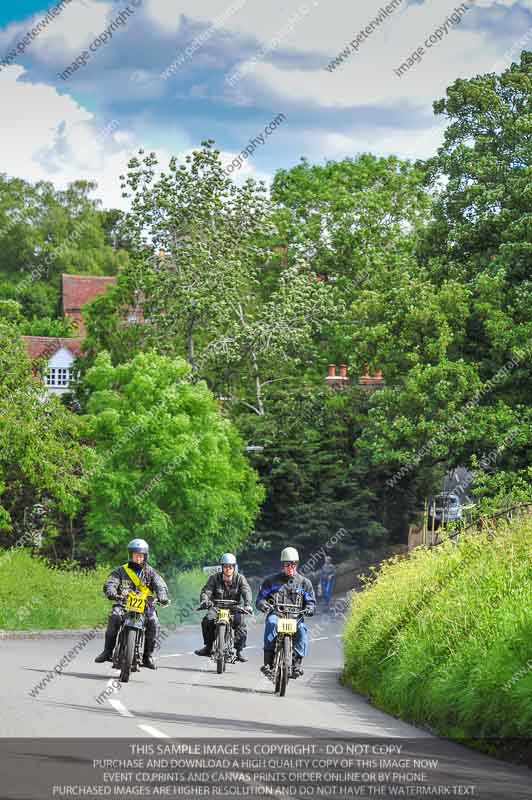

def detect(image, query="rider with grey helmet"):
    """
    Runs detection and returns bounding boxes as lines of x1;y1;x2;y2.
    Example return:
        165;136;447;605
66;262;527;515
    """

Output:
95;538;169;669
194;553;253;661
256;547;316;677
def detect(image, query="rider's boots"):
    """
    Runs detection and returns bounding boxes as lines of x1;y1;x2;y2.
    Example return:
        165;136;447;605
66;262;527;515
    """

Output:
260;649;274;675
235;648;248;662
292;654;304;677
194;645;212;657
94;630;117;663
142;652;157;670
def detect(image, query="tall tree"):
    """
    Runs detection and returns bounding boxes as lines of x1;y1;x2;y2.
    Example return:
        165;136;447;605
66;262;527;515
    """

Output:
82;350;264;566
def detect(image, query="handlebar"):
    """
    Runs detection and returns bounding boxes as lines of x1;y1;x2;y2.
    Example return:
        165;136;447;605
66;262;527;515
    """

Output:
196;600;252;615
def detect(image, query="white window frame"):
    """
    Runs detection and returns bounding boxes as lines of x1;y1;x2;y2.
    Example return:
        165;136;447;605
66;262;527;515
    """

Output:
45;366;74;388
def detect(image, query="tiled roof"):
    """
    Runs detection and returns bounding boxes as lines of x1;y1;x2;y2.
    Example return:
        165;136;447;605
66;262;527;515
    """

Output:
61;274;116;314
22;336;83;361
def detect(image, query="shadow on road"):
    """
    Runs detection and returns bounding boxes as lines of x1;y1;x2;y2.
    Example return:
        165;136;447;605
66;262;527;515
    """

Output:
25;668;111;682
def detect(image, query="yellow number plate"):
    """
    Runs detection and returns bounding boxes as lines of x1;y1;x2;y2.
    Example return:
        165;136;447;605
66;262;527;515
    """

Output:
125;592;146;613
278;618;297;635
218;608;230;622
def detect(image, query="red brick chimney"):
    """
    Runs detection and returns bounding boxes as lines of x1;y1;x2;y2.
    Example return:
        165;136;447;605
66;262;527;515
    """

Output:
358;367;385;391
325;364;349;389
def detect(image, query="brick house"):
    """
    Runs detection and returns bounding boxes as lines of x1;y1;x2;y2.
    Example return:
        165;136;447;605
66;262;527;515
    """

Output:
23;274;116;396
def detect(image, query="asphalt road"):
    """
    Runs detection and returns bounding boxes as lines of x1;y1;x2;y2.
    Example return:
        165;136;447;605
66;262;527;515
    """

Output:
1;610;530;799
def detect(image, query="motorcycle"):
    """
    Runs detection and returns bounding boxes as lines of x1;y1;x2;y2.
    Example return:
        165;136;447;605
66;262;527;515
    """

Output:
269;601;303;697
198;599;252;674
112;589;159;683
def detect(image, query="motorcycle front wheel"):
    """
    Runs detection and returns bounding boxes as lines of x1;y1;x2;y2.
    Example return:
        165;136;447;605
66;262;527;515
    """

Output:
279;635;291;697
216;626;226;674
120;627;137;683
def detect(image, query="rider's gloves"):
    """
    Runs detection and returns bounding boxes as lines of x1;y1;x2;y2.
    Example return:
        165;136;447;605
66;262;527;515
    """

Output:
106;592;118;601
200;600;213;609
259;601;273;614
303;605;315;617
244;605;253;614
159;598;170;607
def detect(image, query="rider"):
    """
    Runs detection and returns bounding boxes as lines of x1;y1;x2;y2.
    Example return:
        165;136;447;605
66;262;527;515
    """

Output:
320;556;337;610
194;553;253;662
256;547;316;677
95;538;169;670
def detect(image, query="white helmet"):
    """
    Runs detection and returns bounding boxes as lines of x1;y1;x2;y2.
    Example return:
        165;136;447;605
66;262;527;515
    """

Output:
281;547;299;563
220;552;237;566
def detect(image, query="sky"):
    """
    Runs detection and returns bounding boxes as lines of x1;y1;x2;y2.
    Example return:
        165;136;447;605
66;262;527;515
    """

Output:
0;0;531;209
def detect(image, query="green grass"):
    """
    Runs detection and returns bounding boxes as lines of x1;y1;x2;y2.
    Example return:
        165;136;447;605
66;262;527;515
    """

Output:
343;515;532;758
0;549;110;629
0;548;207;631
157;566;205;630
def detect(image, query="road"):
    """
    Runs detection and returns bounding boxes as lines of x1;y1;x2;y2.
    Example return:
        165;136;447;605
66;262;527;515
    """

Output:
0;611;530;799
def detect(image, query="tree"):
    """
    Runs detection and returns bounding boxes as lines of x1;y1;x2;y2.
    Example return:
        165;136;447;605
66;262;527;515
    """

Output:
414;51;532;505
271;154;431;302
82;350;264;566
0;322;87;549
0;175;130;320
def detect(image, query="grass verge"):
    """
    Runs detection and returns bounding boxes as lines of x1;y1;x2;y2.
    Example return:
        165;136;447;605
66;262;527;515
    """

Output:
342;515;532;763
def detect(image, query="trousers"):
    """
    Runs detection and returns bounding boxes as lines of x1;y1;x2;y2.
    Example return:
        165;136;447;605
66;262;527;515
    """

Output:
201;610;247;650
105;603;159;655
263;614;308;657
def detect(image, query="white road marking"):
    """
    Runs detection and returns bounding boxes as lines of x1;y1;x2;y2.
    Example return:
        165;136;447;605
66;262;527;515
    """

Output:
311;636;329;641
138;724;170;738
109;699;134;718
159;653;185;658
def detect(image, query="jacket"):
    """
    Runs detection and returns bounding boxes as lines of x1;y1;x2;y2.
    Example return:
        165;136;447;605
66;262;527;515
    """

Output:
200;571;252;607
256;571;316;613
103;563;169;607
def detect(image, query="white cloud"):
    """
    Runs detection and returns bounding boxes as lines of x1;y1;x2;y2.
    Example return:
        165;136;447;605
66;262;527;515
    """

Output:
0;0;112;65
232;0;505;111
319;125;445;162
0;65;170;209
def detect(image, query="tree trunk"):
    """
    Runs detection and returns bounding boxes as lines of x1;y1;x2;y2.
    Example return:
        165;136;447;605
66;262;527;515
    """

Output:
251;350;264;416
187;316;196;370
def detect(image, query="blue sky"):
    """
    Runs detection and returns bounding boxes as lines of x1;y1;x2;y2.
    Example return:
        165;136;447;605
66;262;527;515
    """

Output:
0;0;531;208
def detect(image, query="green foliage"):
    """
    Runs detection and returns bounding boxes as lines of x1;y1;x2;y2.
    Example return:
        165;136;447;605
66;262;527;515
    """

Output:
0;321;87;538
236;384;387;572
0;175;129;323
82;350;264;565
343;515;532;750
20;317;76;337
0;549;109;629
157;567;205;630
272;153;431;300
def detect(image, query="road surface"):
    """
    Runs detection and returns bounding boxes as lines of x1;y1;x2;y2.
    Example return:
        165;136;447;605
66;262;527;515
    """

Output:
0;611;530;799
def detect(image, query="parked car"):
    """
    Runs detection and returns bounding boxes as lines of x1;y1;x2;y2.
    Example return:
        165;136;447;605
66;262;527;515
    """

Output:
428;492;462;529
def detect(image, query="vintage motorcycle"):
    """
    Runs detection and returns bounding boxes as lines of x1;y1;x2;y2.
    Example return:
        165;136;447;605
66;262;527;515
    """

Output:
198;599;252;674
269;601;303;697
112;588;159;683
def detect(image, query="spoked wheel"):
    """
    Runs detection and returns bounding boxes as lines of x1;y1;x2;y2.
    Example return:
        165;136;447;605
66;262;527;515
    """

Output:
216;627;225;674
279;636;291;697
274;652;282;694
120;628;136;683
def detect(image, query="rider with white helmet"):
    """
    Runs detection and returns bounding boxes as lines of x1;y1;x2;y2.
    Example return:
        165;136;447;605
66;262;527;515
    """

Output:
256;547;316;677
